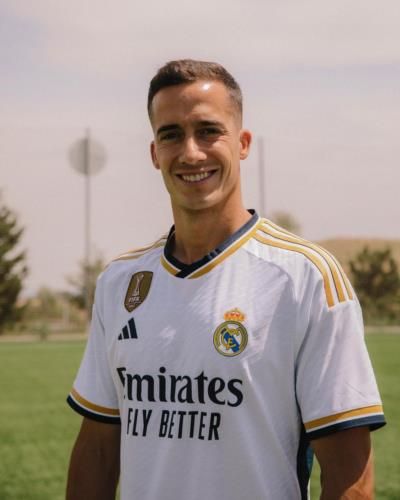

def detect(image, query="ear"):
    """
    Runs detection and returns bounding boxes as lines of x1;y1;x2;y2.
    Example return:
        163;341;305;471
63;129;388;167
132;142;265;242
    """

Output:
239;129;252;160
150;141;160;170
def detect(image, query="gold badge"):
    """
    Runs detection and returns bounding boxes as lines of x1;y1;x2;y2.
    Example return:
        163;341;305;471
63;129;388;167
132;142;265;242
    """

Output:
124;271;153;312
213;308;248;357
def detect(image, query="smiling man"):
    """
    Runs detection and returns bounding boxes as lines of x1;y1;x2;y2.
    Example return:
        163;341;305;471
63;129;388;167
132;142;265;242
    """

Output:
66;60;385;500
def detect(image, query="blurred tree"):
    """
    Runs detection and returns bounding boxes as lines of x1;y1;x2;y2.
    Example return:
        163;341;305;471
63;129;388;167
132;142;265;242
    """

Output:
28;287;63;320
0;196;28;332
66;255;105;318
349;247;400;324
270;211;301;235
25;287;86;336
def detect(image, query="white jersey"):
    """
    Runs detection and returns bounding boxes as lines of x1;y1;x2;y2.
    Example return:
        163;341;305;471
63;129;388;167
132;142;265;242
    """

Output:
68;211;385;500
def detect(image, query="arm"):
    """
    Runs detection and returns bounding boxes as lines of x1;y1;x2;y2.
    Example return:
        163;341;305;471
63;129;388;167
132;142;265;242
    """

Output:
311;426;374;500
66;417;121;500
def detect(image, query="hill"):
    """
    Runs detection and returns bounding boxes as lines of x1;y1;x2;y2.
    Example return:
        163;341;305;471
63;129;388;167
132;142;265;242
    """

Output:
316;238;400;276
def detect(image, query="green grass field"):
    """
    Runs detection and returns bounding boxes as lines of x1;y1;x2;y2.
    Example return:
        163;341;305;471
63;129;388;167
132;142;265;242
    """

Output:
0;335;398;499
310;334;400;499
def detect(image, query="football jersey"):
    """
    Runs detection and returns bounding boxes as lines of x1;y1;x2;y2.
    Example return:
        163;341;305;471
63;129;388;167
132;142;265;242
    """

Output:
67;211;385;500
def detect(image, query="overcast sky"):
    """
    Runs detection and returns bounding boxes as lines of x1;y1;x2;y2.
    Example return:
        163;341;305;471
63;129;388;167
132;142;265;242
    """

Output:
1;0;399;295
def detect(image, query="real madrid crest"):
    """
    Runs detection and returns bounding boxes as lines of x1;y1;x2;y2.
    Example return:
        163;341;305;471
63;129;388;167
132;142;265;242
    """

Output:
124;271;153;312
213;308;248;357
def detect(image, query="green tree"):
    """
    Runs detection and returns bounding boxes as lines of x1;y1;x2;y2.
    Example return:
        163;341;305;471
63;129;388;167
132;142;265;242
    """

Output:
349;247;400;324
271;211;301;235
0;197;28;332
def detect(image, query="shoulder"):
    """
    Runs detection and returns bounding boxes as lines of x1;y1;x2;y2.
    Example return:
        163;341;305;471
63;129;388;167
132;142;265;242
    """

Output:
97;234;168;288
109;234;168;265
246;218;354;308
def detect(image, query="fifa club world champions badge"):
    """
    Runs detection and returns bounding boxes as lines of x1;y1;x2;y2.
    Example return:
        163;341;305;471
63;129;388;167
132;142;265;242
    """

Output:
213;308;248;357
124;271;153;312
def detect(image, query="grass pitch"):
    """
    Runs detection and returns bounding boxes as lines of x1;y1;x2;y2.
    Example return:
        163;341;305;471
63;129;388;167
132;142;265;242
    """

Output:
310;334;400;499
0;342;82;500
0;334;398;499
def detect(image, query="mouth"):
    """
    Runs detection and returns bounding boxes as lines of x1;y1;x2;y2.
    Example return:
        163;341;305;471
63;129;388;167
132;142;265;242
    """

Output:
177;170;217;184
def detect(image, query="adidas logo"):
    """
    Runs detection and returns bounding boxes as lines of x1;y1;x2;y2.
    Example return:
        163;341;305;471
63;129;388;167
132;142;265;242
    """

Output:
118;318;137;340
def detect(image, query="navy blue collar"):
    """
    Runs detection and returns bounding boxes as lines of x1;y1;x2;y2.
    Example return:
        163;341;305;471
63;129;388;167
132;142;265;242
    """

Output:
163;210;259;278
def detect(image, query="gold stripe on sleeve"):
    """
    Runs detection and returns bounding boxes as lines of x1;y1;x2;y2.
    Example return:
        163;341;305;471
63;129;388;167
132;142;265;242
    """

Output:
259;223;347;303
253;233;335;307
111;234;167;263
266;219;297;237
120;235;168;256
266;219;354;301
70;388;120;416
113;242;166;262
304;405;383;431
330;252;354;300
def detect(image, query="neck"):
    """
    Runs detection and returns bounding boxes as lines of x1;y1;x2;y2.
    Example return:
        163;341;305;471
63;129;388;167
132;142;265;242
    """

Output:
170;201;252;265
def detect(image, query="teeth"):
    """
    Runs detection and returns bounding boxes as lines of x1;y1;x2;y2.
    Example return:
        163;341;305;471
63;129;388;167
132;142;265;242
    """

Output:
181;171;213;182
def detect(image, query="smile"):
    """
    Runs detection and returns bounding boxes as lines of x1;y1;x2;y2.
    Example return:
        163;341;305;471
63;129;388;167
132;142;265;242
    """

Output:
179;171;216;183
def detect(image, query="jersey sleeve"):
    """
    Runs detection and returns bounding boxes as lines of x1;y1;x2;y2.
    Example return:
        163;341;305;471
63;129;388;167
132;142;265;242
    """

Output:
67;275;121;424
295;278;385;440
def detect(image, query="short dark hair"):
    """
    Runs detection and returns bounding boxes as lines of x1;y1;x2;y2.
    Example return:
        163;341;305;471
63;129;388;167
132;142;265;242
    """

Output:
148;59;242;119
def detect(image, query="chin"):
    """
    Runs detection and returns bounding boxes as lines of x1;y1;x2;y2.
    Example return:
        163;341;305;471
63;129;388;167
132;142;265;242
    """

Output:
182;197;226;213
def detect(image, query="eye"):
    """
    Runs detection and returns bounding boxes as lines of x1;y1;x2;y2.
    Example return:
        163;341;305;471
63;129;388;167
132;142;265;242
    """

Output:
159;130;182;143
198;127;221;139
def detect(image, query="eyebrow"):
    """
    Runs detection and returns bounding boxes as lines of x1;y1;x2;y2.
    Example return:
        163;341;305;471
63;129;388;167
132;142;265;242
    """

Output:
197;120;224;128
156;120;225;138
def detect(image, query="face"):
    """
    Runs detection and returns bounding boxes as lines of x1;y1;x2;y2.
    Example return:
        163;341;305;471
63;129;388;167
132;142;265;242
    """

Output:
150;80;251;214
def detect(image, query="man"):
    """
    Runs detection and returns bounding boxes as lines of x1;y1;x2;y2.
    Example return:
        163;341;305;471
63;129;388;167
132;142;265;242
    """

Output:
66;60;385;499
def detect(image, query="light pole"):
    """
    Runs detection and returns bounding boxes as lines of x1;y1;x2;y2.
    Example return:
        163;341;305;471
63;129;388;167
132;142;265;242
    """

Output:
69;129;106;324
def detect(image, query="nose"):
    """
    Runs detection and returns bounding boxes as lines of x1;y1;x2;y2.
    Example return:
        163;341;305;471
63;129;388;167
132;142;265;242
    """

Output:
178;136;207;165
